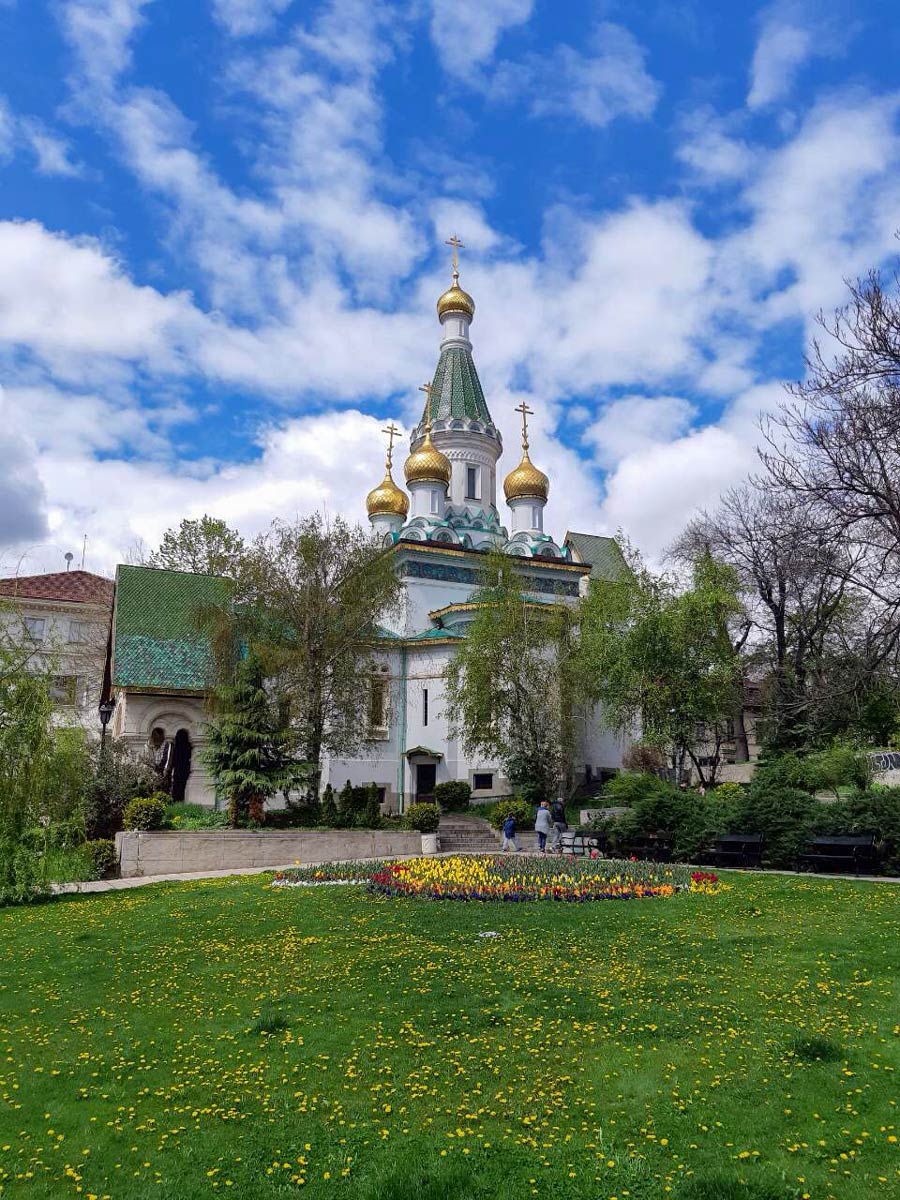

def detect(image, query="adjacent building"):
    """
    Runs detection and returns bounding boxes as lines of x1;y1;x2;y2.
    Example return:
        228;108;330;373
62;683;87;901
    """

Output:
0;569;114;732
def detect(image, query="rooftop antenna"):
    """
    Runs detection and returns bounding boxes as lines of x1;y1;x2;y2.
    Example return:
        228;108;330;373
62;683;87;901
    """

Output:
80;535;87;570
64;552;74;572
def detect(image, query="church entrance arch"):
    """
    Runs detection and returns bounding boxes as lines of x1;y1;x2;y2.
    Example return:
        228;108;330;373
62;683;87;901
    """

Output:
171;729;193;803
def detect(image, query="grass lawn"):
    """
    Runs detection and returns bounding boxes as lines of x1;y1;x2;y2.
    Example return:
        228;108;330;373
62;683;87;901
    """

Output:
1;871;899;1200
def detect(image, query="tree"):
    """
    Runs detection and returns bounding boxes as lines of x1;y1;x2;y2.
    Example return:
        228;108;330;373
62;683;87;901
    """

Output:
761;268;900;681
443;553;580;804
148;516;246;578
209;514;402;804
203;653;307;825
579;550;743;786
674;484;859;751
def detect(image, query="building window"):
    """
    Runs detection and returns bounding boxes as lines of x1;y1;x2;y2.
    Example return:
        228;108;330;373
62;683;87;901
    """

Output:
68;620;93;643
423;687;428;726
465;465;479;500
430;489;439;514
24;617;46;641
50;675;78;706
472;772;493;791
532;506;541;530
368;676;389;736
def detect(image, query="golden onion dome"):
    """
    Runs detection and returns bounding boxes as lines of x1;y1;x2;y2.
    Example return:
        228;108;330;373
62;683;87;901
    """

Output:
366;465;409;519
404;426;451;487
437;282;475;321
504;446;549;502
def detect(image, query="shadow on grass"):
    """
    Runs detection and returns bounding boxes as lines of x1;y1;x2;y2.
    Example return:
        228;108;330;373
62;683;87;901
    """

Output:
787;1034;843;1062
681;1176;798;1200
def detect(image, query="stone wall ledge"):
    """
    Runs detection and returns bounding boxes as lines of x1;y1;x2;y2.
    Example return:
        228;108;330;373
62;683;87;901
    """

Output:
115;829;423;878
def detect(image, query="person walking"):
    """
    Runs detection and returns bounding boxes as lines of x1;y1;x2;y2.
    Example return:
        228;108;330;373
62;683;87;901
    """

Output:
534;800;553;854
501;812;519;853
549;797;568;853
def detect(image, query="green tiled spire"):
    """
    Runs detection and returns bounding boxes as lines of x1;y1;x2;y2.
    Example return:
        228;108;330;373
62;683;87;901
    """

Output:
425;346;494;426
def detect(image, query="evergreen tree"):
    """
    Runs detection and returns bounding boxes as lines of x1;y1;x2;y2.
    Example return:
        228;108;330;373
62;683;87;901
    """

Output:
320;784;338;827
365;782;381;829
204;655;307;825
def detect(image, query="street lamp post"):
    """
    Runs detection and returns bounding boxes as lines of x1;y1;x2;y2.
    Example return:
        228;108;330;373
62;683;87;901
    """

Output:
98;698;115;752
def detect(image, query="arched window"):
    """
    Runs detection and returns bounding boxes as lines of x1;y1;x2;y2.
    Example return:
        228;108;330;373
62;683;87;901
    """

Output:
171;729;193;803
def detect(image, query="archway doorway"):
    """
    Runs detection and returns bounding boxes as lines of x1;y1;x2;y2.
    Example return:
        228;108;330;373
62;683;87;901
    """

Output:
171;728;193;803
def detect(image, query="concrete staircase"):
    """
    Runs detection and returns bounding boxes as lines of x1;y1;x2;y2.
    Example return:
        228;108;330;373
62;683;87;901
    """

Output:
438;812;539;854
437;813;502;854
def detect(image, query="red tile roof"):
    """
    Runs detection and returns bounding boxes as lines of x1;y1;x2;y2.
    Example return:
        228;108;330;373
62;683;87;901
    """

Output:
0;570;114;606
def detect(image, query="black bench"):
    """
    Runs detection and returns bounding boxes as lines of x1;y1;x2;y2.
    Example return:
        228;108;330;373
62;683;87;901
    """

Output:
798;834;878;876
620;833;673;863
703;833;764;870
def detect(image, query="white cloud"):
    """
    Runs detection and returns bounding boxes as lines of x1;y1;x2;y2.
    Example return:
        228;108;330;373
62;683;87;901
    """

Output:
429;0;534;79
489;22;660;129
211;0;292;36
584;396;697;469
0;406;49;548
19;119;83;177
0;221;197;371
747;3;848;111
59;0;151;91
676;108;754;184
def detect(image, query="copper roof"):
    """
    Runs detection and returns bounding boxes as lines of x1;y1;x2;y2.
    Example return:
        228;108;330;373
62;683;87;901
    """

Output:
0;570;114;606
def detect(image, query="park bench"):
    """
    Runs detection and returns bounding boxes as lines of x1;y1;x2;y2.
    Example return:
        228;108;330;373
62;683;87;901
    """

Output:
798;834;878;876
703;833;764;870
620;832;673;863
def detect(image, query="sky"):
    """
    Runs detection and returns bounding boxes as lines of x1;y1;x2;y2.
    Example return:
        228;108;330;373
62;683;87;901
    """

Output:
1;0;900;576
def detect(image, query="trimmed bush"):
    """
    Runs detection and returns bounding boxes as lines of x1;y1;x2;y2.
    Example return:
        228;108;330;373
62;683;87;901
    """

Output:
85;839;117;879
728;784;818;868
404;802;440;833
320;784;339;828
434;781;471;813
601;772;676;807
122;794;167;831
364;783;383;829
487;797;533;831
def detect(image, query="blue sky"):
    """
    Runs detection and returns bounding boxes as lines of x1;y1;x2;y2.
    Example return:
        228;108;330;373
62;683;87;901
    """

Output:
2;0;900;573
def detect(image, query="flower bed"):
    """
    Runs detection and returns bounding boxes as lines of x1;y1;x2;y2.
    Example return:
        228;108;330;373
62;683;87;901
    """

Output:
367;855;697;902
273;860;392;886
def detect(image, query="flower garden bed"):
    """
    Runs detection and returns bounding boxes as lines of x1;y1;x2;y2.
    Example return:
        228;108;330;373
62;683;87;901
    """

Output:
274;855;719;901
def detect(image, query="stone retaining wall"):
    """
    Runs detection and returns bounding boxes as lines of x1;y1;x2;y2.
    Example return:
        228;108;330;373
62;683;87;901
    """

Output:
116;829;423;879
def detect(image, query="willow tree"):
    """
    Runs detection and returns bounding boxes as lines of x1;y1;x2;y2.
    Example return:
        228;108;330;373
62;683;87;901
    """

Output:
443;553;581;804
579;550;743;785
208;514;402;804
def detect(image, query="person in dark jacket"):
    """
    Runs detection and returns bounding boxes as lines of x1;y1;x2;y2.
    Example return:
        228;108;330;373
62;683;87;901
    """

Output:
501;813;519;853
549;798;568;852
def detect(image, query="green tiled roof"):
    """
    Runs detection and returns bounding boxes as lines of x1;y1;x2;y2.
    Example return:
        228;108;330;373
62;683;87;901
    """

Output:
563;532;628;582
426;346;493;425
113;565;230;691
408;626;465;641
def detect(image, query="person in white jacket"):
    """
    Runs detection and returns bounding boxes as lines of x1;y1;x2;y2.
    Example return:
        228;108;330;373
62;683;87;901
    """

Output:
534;801;553;853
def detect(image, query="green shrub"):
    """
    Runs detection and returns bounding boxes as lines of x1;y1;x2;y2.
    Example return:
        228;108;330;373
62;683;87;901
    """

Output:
122;794;167;831
0;837;48;906
601;772;675;806
487;797;533;831
85;839;117;879
165;803;230;830
710;781;745;805
729;783;817;868
434;781;471;812
812;787;900;874
404;802;440;833
603;789;738;862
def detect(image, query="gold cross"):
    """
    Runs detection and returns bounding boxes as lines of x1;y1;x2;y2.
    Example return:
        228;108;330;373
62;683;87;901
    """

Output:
382;422;402;468
445;234;464;282
514;400;534;450
418;381;434;432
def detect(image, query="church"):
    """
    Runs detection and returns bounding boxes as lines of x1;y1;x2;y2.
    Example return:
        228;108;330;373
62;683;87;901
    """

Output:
104;241;627;810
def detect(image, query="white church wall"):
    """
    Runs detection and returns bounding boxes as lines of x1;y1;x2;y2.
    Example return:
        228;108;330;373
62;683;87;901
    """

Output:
113;689;216;806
